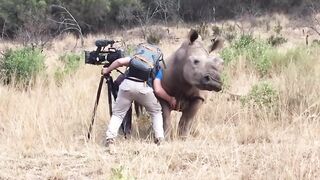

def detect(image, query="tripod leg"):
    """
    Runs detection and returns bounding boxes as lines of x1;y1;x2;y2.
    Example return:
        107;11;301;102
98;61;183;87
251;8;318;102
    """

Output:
87;76;104;140
107;76;113;117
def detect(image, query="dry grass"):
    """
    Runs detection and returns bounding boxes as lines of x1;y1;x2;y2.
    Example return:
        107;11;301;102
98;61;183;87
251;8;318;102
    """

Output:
1;14;320;179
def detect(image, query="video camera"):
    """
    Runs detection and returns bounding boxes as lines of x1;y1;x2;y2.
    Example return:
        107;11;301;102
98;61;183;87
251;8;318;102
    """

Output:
85;40;123;66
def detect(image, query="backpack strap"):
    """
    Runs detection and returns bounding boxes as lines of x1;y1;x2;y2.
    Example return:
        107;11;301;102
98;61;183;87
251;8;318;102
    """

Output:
140;44;159;53
133;54;154;68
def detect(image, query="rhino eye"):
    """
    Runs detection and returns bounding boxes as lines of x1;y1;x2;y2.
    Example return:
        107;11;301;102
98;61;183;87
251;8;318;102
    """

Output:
193;59;200;65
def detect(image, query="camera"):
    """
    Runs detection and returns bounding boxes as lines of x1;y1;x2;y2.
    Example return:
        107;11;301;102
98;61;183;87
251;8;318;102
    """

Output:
85;40;123;66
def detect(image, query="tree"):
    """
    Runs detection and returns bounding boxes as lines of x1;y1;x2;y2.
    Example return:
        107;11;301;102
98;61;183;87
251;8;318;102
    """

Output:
0;0;48;38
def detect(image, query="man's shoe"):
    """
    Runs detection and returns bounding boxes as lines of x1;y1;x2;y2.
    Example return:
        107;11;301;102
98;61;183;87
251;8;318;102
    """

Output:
105;138;115;147
154;137;164;145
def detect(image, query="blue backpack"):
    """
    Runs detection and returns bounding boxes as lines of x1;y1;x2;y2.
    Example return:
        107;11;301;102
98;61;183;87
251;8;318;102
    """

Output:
127;43;164;82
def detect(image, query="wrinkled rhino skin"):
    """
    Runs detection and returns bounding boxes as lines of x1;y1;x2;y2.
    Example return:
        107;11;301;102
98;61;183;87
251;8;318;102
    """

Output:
159;29;224;138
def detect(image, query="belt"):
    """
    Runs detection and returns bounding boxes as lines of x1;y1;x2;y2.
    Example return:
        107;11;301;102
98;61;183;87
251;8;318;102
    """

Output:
126;77;145;82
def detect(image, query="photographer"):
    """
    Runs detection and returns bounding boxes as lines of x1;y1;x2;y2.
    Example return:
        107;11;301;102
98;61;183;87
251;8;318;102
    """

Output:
102;54;176;146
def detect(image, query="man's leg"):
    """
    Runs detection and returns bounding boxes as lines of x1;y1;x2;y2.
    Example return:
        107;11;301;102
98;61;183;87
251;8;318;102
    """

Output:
134;88;164;139
106;87;133;139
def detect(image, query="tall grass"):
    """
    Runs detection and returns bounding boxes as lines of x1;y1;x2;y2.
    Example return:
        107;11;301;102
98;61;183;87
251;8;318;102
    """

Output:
54;53;82;86
1;27;320;179
221;34;273;76
221;34;319;78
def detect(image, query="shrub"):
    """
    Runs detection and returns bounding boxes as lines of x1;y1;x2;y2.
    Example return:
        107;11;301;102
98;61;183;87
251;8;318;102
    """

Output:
273;21;283;35
312;39;320;46
211;25;221;36
267;35;287;46
221;34;318;77
220;47;237;64
147;33;161;45
54;53;81;85
221;23;237;43
241;82;279;109
146;28;165;45
233;34;255;50
221;34;273;76
267;22;287;46
244;40;272;76
0;47;46;87
110;166;135;180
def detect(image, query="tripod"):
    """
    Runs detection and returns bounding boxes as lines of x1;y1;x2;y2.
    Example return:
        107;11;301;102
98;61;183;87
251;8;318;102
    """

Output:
87;73;132;139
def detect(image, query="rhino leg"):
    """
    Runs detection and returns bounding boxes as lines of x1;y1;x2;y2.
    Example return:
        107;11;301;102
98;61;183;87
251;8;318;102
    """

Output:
178;99;203;139
160;100;172;139
121;106;132;138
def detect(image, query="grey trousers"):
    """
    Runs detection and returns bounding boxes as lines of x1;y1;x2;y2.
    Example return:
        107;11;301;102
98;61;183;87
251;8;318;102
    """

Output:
106;79;164;139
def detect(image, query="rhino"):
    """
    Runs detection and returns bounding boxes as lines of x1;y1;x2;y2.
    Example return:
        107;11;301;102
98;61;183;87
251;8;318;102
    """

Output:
158;29;224;138
118;29;224;139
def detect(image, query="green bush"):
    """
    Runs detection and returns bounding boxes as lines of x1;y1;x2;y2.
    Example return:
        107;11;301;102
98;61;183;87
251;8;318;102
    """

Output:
273;21;283;35
110;166;135;180
220;46;237;64
146;28;165;45
54;53;81;85
233;34;255;50
221;34;273;76
147;33;161;45
0;47;46;87
245;40;272;76
211;25;221;36
267;35;287;46
223;40;317;76
312;39;320;46
241;82;279;109
221;23;237;43
266;22;287;46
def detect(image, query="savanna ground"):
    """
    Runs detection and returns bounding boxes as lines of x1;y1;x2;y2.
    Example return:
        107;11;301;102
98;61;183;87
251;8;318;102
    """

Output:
1;14;320;179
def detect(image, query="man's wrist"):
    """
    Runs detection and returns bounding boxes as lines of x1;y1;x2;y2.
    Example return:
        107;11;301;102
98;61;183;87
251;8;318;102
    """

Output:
102;67;109;75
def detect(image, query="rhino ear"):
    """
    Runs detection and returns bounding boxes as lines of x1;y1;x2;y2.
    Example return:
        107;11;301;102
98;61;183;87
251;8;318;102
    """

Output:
209;37;224;53
188;29;198;44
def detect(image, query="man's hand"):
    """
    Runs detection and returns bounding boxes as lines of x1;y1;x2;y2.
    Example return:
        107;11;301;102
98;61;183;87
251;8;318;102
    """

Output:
169;97;177;109
101;67;110;76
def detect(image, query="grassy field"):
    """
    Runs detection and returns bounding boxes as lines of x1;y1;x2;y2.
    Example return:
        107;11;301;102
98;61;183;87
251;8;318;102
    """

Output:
1;14;320;179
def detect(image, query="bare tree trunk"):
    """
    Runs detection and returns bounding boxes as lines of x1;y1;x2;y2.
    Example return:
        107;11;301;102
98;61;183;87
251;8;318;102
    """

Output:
1;20;6;39
309;5;320;37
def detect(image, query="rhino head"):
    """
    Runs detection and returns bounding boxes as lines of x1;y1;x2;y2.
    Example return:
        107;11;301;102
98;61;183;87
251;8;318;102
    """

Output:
181;29;224;92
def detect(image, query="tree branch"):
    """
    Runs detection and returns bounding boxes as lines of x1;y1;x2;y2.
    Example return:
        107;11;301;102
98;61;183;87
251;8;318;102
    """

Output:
50;5;84;47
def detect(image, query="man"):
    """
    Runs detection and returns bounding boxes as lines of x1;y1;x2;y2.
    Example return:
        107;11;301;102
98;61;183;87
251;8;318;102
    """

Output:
102;55;176;146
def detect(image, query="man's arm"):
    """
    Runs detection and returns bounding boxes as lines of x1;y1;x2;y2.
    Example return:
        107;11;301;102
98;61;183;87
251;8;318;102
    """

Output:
102;56;131;75
153;78;176;109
